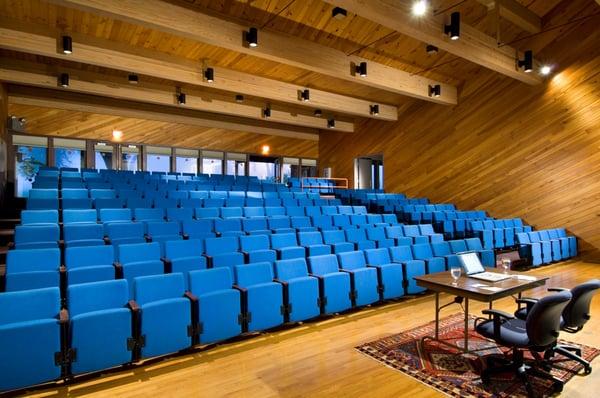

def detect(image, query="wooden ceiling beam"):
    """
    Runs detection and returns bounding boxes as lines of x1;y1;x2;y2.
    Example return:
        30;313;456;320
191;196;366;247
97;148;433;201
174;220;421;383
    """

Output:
8;85;320;141
0;17;396;121
48;0;458;105
327;0;543;85
0;58;354;132
477;0;542;33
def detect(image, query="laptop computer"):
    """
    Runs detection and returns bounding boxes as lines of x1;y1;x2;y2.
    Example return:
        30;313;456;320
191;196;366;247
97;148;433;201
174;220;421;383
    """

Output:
457;252;511;282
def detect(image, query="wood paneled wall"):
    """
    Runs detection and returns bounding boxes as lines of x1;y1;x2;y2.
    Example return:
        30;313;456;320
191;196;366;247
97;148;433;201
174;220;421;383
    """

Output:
319;18;600;261
0;83;7;205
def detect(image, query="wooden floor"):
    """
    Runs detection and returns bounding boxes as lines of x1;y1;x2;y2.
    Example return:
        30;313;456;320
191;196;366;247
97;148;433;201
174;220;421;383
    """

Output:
25;260;600;398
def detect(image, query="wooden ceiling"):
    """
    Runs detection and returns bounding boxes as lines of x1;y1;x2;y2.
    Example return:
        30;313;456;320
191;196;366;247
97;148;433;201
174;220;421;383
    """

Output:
1;0;597;150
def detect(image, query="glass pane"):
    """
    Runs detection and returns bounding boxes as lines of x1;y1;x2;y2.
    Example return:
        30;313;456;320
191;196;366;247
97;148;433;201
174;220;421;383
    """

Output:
301;166;317;178
55;148;84;170
147;154;171;173
176;156;198;174
282;164;291;183
226;160;236;176
203;158;222;175
379;164;384;189
237;162;246;176
15;145;47;197
122;153;139;171
249;161;275;181
95;151;113;170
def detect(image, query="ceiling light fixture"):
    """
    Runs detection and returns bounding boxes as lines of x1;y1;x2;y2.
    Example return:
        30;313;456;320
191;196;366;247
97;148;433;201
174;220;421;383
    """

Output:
518;50;533;73
426;44;438;55
428;84;441;97
332;7;347;20
314;109;323;117
204;67;214;83
540;65;552;76
59;73;69;88
263;106;271;119
62;35;72;54
177;92;186;105
300;89;310;102
444;12;461;40
235;94;244;103
412;1;428;17
327;119;336;129
355;61;367;77
128;74;139;84
112;129;123;141
261;145;270;155
370;104;380;115
245;27;258;48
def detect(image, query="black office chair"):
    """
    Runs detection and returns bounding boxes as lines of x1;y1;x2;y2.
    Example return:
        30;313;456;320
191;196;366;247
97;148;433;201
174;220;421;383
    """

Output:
475;290;572;397
515;279;600;374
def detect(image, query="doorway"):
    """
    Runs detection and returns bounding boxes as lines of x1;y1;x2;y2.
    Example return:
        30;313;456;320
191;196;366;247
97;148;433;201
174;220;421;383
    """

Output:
354;154;383;190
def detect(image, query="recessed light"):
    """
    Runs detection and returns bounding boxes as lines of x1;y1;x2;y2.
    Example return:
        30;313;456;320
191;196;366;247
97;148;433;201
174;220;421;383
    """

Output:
412;1;428;16
235;94;244;103
332;7;347;20
314;109;323;117
128;74;139;84
540;65;552;76
112;129;123;141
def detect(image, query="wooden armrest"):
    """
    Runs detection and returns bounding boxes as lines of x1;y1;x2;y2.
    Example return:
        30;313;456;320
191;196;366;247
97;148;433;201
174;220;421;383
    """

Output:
184;291;198;302
161;257;173;273
127;300;140;312
59;308;69;324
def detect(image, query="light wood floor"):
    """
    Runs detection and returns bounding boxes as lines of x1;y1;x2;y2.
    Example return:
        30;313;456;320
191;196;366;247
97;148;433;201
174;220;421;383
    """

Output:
25;260;600;398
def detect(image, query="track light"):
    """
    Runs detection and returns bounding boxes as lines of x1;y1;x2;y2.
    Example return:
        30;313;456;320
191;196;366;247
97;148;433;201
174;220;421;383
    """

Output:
412;1;428;16
370;104;380;115
263;106;271;119
540;65;552;76
59;73;69;88
112;129;123;141
518;50;533;73
245;27;258;48
355;62;367;77
428;84;441;97
204;67;214;83
314;109;322;117
332;7;347;20
426;44;438;55
177;92;186;105
327;119;335;129
235;94;244;103
128;74;139;84
300;89;310;102
444;12;460;40
62;35;72;54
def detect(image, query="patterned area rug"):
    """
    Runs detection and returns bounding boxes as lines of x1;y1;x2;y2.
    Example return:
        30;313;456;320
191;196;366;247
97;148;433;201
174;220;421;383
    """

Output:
356;313;600;397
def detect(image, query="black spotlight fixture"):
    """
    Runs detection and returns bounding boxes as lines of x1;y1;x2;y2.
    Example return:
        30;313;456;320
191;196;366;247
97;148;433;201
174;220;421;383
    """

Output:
370;104;380;115
300;89;310;102
204;67;214;83
62;35;72;54
332;7;347;20
518;50;533;73
428;84;441;98
444;12;460;40
314;109;323;117
59;73;69;88
128;74;139;84
177;92;186;105
245;27;258;48
235;94;244;103
263;106;271;119
327;118;336;129
355;61;367;77
426;44;438;55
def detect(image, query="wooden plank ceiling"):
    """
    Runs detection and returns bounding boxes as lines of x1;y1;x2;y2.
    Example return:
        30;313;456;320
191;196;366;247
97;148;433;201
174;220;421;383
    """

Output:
0;0;583;151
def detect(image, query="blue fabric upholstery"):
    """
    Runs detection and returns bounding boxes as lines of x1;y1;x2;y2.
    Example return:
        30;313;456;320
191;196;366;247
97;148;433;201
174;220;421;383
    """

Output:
99;208;132;224
430;241;461;268
270;233;305;260
205;236;244;270
463;238;496;267
363;248;405;299
117;242;165;298
64;223;105;247
21;210;58;225
214;218;243;237
242;218;271;235
388;246;427;294
182;219;215;239
240;235;276;264
336;251;380;306
13;224;59;249
344;228;376;250
65;245;115;285
5;248;60;291
307;255;352;314
298;231;332;256
63;209;97;224
365;226;394;248
411;243;446;273
164;240;207;287
402;225;429;244
322;230;354;253
274;258;320;322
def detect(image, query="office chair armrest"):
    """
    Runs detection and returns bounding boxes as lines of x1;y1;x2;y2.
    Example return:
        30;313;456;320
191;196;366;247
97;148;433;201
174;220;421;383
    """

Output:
548;287;568;292
482;309;515;320
515;298;538;305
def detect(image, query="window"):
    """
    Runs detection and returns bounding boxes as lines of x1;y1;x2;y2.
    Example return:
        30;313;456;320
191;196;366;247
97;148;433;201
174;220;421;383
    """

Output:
301;158;317;178
146;146;171;173
54;138;85;170
95;143;114;170
226;153;246;176
13;135;48;198
202;151;223;175
121;145;139;171
282;157;300;183
175;148;198;175
249;155;276;182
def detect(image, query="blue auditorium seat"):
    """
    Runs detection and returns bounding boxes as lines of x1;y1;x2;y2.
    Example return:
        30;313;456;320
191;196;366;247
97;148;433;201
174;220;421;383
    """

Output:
344;228;376;250
133;208;165;222
234;262;284;332
214;218;244;237
384;226;413;246
163;240;207;286
494;220;515;246
274;258;320;322
270;233;305;260
166;207;194;224
418;224;444;243
240;234;276;264
349;214;368;227
268;216;295;234
67;280;133;374
0;287;62;391
352;206;367;214
556;228;577;257
61;188;88;199
483;220;505;248
27;198;59;210
462;238;497;267
291;216;317;232
62;198;93;209
312;215;336;231
365;226;394;248
182;219;215;240
321;206;338;215
146;221;182;252
220;207;243;219
430;241;461;268
94;198;125;210
528;232;552;264
13;224;59;249
105;222;146;246
388;246;427;294
243;207;265;218
20;210;58;225
332;214;352;229
116;242;165;297
99;208;132;224
5;247;60;292
265;206;285;217
64;223;105;247
307;254;352;314
363;248;405;299
538;230;562;261
322;230;354;253
411;243;446;274
126;198;152;209
179;198;203;208
188;268;242;344
548;229;570;259
65;245;115;285
205;236;244;270
469;220;494;250
402;225;429;244
242;218;271;235
195;207;220;220
63;209;97;224
336;251;380;306
133;273;193;358
338;206;353;215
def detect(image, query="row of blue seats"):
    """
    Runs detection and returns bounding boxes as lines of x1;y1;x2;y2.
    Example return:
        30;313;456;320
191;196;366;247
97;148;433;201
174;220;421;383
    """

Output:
516;229;577;266
469;219;533;249
33;179;290;190
26;197;341;211
36;168;260;181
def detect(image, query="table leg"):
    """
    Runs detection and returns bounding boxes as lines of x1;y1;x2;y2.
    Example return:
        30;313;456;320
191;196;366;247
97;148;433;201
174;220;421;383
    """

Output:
464;297;469;351
435;292;440;339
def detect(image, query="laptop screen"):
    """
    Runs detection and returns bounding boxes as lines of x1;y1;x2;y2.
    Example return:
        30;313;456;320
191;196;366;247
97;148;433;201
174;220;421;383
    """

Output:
458;252;485;275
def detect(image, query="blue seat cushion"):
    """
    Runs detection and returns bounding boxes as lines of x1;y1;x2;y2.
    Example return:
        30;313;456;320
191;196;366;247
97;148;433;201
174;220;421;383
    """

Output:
68;266;115;285
320;272;352;314
140;298;191;358
348;268;379;306
248;250;277;264
5;271;59;292
278;246;305;260
246;282;283;332
197;289;242;344
306;244;332;257
287;276;320;322
372;263;404;299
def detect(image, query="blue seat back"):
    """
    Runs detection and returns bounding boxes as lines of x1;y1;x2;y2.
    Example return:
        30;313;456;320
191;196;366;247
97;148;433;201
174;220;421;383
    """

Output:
14;224;59;244
270;233;298;249
63;209;97;224
134;273;185;306
298;231;323;246
105;222;144;239
117;242;161;264
7;248;60;273
99;208;132;223
147;221;180;236
274;258;309;280
449;239;469;253
165;239;203;259
308;254;340;275
205;236;239;256
389;245;414;262
66;245;114;269
322;229;345;244
0;287;60;325
364;248;391;265
21;210;58;225
67;279;129;317
431;241;451;256
337;251;366;270
234;262;274;287
240;235;270;252
189;267;233;295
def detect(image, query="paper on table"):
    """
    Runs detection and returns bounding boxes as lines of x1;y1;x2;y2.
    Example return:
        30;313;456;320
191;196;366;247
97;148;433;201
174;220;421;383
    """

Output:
479;286;503;292
472;283;489;288
512;275;537;281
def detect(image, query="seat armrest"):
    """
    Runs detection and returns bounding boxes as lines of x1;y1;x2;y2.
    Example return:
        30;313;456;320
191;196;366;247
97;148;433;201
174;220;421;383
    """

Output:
482;309;515;320
548;287;568;292
241;251;250;263
182;233;189;240
59;308;69;324
113;262;123;279
203;254;213;268
161;257;173;273
232;285;249;332
7;242;14;249
145;234;152;242
184;291;200;344
515;298;538;305
103;237;111;245
184;291;198;302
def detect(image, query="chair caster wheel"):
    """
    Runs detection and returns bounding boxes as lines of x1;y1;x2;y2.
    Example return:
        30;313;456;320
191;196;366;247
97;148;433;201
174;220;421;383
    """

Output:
553;381;564;393
584;365;592;375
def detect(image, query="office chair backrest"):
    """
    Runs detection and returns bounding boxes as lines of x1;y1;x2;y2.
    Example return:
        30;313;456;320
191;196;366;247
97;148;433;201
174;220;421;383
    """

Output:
526;290;572;348
562;279;600;330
